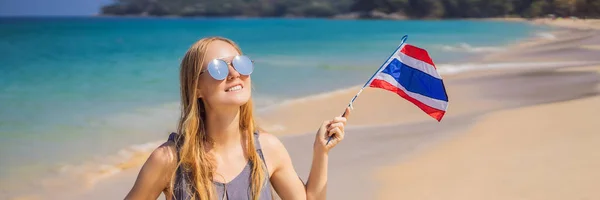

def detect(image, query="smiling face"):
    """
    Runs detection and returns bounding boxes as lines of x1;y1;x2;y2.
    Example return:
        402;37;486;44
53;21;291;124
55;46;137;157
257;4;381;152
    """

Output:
196;40;252;109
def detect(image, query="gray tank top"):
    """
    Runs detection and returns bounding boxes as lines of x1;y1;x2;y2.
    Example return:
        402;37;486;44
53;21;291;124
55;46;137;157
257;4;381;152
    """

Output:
168;132;273;200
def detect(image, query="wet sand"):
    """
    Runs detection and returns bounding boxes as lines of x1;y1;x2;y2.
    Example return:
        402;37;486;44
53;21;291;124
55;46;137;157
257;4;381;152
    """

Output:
281;66;600;200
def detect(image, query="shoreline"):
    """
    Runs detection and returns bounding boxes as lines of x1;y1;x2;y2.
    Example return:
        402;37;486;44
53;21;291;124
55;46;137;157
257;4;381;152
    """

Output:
254;18;596;134
10;14;583;23
5;18;599;200
92;12;592;22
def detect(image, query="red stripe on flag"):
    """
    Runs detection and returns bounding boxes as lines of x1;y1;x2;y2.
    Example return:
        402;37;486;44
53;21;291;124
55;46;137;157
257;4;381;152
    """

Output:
400;44;436;68
369;79;446;121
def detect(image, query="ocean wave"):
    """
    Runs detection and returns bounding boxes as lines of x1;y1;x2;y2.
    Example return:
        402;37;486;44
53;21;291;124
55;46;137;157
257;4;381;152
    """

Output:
253;95;284;108
40;140;162;191
535;32;557;40
253;55;321;68
256;86;361;113
438;43;505;53
437;61;598;75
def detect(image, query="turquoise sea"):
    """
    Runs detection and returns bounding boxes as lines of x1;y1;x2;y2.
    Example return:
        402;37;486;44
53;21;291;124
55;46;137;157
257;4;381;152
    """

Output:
0;17;552;197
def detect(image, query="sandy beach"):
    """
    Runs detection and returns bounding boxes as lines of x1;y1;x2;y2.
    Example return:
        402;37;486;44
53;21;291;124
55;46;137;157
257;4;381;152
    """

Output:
7;18;600;200
371;19;600;199
375;91;600;200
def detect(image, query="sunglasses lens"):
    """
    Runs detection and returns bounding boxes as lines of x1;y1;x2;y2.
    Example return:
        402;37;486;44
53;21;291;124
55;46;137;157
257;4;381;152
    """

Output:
207;59;228;80
232;55;253;76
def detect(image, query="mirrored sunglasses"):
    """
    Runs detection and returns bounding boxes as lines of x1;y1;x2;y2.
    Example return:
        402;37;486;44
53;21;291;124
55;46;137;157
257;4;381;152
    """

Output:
200;55;254;80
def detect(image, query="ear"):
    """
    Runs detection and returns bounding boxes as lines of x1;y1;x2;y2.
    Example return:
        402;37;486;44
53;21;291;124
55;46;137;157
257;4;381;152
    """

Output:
196;88;203;98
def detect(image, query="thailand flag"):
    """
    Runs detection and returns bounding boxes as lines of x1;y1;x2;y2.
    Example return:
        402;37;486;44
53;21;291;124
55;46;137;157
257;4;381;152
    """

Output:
368;43;449;121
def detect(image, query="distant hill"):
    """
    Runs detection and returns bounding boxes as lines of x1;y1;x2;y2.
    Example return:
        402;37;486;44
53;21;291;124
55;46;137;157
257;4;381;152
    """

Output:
101;0;600;19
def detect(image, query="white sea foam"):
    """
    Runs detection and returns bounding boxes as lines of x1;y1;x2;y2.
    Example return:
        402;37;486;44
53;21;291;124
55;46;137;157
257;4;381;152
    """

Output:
439;43;505;53
437;61;598;75
254;55;322;67
535;32;557;40
36;139;164;194
256;86;360;113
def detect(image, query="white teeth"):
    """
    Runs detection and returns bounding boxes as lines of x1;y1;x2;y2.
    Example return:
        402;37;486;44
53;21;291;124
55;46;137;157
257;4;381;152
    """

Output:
226;85;242;92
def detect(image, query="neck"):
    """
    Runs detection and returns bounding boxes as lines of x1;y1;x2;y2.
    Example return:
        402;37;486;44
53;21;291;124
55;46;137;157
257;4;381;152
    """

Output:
204;105;242;152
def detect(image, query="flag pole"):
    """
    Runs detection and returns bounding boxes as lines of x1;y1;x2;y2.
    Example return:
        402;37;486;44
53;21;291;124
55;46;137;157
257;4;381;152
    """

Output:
326;35;409;145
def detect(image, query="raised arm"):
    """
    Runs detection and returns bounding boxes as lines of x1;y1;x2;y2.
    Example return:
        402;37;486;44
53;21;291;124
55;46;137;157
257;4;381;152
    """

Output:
124;141;178;200
305;111;348;200
261;107;350;200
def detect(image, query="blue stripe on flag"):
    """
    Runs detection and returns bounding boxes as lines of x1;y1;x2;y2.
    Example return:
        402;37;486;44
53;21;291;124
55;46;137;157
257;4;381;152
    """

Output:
380;58;448;101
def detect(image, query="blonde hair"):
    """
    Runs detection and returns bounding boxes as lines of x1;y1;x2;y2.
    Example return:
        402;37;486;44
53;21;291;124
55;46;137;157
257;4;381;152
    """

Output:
173;36;266;200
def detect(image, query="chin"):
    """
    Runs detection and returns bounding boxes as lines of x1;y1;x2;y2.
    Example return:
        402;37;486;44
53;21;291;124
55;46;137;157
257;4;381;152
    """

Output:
221;91;251;106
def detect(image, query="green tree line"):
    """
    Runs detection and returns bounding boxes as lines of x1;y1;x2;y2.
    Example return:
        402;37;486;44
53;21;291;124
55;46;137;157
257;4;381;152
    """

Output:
101;0;600;18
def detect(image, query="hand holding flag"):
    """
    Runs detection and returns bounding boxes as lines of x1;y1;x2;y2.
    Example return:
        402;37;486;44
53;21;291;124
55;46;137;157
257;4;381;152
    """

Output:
315;107;351;152
326;35;448;145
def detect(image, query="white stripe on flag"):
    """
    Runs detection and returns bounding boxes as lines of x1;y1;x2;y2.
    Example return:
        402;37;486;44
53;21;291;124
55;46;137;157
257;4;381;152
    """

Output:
374;72;448;111
391;51;441;79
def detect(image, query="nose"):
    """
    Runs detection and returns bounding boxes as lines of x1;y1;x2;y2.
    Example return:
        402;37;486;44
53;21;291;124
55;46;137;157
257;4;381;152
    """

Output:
227;63;240;79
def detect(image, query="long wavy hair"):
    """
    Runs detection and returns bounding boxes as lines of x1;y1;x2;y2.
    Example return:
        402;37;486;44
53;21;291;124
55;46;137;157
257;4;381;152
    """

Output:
172;36;266;200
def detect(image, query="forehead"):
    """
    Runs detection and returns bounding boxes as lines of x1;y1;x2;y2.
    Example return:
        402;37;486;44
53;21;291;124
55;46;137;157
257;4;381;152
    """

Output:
204;40;240;62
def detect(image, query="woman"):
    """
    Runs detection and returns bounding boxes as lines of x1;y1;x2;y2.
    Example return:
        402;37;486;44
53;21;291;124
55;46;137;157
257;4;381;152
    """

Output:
124;36;350;200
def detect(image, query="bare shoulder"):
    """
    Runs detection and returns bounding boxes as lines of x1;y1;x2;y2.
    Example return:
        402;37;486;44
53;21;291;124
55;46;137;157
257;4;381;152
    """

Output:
256;131;291;173
125;140;178;199
255;131;306;198
147;140;178;169
140;140;179;185
257;131;286;151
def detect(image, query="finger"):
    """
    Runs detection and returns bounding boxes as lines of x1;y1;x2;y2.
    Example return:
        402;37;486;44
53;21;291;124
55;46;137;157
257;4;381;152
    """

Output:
342;106;352;119
328;127;341;137
322;120;332;129
327;122;344;133
332;116;347;124
319;120;332;137
327;128;343;146
338;129;345;141
335;126;345;140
